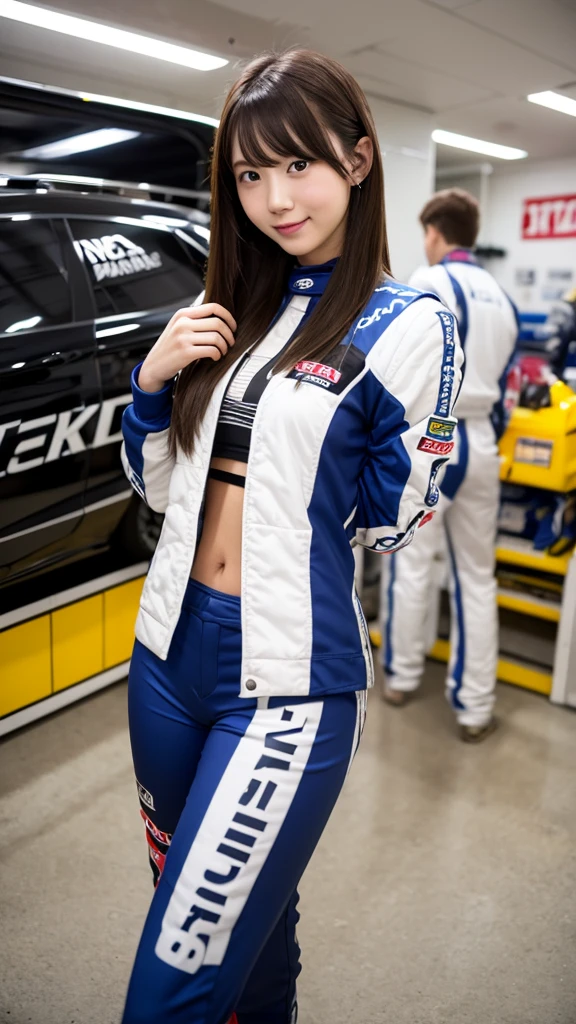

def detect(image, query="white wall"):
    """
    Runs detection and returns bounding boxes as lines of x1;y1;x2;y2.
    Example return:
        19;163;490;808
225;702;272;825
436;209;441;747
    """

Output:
369;96;435;282
482;158;576;315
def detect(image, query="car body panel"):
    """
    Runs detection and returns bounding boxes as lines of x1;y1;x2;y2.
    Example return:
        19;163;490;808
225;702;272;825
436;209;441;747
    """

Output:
0;188;207;590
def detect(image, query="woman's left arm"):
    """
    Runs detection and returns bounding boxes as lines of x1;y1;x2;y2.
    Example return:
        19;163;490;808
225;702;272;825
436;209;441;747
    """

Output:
353;299;464;554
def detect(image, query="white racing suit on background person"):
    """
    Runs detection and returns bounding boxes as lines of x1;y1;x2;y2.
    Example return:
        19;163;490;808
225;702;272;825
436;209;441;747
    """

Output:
381;250;519;727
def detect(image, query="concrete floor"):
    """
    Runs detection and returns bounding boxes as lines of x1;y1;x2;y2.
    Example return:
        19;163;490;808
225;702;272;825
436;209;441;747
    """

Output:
1;660;575;1024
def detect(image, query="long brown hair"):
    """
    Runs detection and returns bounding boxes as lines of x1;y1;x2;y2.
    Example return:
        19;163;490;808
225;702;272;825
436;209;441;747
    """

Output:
171;48;390;455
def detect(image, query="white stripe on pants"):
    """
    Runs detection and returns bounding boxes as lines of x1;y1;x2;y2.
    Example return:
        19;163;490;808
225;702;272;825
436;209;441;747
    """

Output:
381;418;500;727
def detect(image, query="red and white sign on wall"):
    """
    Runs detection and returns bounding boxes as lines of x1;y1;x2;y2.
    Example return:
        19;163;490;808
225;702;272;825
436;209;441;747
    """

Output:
522;194;576;240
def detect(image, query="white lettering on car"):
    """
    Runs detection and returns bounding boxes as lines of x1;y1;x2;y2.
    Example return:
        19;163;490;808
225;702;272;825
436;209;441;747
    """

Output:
74;234;163;281
92;394;131;449
7;415;57;474
46;405;100;462
0;394;132;476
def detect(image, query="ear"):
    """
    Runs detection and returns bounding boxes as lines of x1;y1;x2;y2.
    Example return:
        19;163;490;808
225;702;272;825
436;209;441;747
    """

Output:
351;136;373;185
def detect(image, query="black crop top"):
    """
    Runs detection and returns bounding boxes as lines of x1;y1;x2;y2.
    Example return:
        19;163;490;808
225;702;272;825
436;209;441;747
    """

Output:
212;316;294;463
212;258;338;463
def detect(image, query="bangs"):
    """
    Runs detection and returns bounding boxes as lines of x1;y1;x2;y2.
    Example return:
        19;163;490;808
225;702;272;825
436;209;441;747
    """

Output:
226;81;344;172
172;49;390;457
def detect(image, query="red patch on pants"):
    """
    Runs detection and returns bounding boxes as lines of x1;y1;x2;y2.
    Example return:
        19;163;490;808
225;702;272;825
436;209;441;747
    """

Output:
140;809;171;846
145;832;167;877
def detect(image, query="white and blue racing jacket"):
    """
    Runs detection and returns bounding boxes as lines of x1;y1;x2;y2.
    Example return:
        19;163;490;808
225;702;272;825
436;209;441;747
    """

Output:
121;263;463;699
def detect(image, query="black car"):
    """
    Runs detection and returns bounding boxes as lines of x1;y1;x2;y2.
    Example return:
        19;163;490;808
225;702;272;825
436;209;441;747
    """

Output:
0;177;208;588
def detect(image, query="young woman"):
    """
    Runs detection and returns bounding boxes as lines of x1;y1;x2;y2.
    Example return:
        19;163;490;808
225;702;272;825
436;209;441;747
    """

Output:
120;48;462;1024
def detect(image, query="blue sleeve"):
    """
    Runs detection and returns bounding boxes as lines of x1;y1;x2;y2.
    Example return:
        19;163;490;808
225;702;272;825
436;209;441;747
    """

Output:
120;363;176;513
129;362;174;426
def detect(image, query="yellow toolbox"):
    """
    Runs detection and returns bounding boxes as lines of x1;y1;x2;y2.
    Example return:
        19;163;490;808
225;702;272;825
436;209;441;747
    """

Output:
499;381;576;492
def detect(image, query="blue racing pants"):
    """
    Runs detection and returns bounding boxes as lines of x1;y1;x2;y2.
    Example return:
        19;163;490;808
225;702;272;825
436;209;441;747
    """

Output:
123;578;366;1024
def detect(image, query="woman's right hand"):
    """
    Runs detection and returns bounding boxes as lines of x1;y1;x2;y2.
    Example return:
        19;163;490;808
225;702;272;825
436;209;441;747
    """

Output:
137;303;237;393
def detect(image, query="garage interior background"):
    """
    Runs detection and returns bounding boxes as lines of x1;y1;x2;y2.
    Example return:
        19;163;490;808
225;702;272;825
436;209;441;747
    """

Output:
1;0;575;285
2;0;576;729
0;2;569;1024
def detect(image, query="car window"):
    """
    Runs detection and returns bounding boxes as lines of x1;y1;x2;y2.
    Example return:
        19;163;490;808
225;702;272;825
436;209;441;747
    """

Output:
0;219;72;335
69;219;204;317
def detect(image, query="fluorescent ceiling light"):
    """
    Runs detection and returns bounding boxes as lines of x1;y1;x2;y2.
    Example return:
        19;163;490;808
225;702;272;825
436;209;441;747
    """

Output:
79;91;220;128
0;1;228;70
432;129;527;160
22;128;139;160
527;91;576;118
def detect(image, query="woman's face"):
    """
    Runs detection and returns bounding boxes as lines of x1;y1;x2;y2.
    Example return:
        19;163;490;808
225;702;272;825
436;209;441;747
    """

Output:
232;133;372;266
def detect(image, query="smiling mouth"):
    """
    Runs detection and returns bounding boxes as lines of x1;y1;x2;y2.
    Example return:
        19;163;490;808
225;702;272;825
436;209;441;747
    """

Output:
274;219;309;234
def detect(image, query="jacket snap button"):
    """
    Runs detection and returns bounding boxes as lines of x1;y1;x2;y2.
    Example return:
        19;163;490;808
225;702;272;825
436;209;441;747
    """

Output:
245;679;257;691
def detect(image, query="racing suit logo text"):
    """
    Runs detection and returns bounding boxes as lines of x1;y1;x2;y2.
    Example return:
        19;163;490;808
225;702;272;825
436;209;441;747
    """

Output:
155;707;314;976
435;310;457;419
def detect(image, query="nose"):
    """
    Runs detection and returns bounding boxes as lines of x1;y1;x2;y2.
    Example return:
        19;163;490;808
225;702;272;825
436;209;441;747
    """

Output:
267;174;295;216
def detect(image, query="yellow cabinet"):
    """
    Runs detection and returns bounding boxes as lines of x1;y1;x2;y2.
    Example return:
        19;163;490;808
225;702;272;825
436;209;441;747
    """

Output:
0;616;52;716
104;577;144;668
52;595;104;692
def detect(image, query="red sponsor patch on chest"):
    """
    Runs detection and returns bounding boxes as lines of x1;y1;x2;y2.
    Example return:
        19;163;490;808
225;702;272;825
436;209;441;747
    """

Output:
417;436;454;456
294;360;342;384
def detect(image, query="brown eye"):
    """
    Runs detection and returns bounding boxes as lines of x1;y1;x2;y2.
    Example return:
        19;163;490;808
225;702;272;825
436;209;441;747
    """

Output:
290;160;310;173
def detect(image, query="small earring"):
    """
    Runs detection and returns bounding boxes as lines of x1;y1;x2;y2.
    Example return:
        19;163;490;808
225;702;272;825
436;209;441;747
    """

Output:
355;181;363;190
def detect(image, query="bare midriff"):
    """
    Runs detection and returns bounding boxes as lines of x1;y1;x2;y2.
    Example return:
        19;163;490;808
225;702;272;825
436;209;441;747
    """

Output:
190;457;246;596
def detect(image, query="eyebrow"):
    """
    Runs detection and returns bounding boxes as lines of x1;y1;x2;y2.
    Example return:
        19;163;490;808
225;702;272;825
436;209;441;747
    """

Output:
232;159;251;170
232;156;283;171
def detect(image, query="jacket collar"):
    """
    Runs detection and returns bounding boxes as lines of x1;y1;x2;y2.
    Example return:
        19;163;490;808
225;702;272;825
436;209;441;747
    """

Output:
441;248;478;266
288;258;338;296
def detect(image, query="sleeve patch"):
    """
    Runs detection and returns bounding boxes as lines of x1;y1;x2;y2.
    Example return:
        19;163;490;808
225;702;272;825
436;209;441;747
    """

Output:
426;416;455;440
417;437;454;456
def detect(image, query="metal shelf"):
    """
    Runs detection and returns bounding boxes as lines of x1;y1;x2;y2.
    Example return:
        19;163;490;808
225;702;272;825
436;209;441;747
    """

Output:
428;639;552;697
368;628;553;697
496;586;561;623
496;535;570;576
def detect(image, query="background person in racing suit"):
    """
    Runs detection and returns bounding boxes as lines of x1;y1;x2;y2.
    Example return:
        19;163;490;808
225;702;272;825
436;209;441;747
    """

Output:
381;188;518;742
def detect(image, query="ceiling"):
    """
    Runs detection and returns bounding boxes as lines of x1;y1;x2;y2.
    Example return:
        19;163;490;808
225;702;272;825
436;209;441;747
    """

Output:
0;0;575;167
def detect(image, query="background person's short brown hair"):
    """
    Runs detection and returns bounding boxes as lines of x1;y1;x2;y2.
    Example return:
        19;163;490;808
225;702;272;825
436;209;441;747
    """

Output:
420;188;480;247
